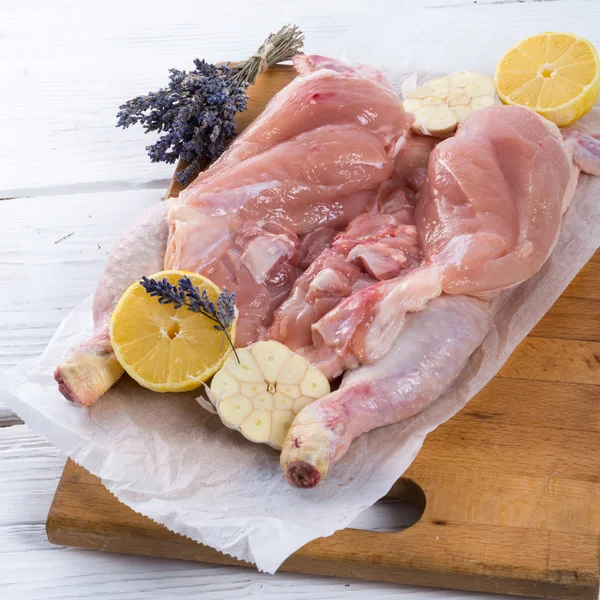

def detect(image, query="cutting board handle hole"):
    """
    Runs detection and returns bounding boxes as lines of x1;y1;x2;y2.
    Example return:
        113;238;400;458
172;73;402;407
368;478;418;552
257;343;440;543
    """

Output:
348;478;425;533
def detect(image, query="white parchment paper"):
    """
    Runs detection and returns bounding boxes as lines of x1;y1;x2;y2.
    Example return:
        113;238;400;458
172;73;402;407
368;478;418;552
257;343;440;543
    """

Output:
1;7;599;574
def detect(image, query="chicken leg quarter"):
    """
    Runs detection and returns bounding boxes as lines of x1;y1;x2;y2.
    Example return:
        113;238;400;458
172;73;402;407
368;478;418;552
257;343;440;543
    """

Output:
281;295;490;488
54;200;172;406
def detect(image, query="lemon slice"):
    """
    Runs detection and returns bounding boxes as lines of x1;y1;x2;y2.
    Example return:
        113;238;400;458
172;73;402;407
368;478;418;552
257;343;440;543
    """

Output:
495;32;600;127
110;270;236;392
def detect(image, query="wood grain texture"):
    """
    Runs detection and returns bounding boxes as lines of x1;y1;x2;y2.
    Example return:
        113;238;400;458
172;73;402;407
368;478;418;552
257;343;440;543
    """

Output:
498;338;600;385
49;360;600;599
0;0;369;195
0;190;164;369
46;65;600;600
2;0;599;196
0;189;163;421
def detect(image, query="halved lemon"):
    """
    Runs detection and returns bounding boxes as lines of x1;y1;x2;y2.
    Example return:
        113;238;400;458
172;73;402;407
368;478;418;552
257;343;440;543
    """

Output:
495;32;600;127
110;270;236;392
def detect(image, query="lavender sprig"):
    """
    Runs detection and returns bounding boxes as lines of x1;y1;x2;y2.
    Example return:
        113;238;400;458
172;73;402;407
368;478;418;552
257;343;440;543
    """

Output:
140;275;239;362
116;25;304;186
140;276;186;307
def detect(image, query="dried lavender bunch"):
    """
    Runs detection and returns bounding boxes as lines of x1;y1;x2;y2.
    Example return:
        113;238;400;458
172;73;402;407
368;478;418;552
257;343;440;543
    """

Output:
117;25;304;186
140;275;238;361
117;61;247;186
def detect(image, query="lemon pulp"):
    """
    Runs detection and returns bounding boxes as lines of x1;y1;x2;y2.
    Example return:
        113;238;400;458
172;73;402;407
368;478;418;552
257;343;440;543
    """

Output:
495;32;600;127
110;270;236;392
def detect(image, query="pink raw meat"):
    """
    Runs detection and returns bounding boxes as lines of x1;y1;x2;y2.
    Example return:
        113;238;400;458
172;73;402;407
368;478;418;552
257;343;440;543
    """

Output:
54;55;411;406
165;57;411;345
269;132;435;355
185;55;409;190
280;107;600;487
268;188;420;356
563;127;600;176
297;227;338;269
312;105;583;374
419;105;574;294
281;295;490;487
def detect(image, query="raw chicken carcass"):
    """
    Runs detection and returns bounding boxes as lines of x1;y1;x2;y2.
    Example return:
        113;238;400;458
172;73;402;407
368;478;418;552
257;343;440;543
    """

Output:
165;57;412;346
312;105;580;374
268;187;420;356
313;266;443;377
281;295;490;487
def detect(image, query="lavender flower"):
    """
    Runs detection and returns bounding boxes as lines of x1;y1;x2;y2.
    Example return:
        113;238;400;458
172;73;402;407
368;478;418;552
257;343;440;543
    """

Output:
140;276;186;307
215;289;237;332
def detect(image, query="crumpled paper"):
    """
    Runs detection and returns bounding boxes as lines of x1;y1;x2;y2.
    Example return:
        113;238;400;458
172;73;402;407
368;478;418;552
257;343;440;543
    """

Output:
1;9;600;575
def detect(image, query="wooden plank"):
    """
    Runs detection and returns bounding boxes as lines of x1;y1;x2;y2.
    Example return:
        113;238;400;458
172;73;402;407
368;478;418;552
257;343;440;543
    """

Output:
414;418;600;482
0;189;162;423
3;0;600;196
561;257;600;300
48;370;600;600
457;377;600;431
530;297;600;342
0;0;370;195
498;338;600;386
0;190;163;369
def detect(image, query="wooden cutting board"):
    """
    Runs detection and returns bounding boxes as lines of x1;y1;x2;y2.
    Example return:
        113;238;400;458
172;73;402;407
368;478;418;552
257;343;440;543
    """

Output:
47;65;600;600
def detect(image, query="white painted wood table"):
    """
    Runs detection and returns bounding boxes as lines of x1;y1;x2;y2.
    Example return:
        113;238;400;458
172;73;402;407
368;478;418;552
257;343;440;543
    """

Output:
2;1;598;598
